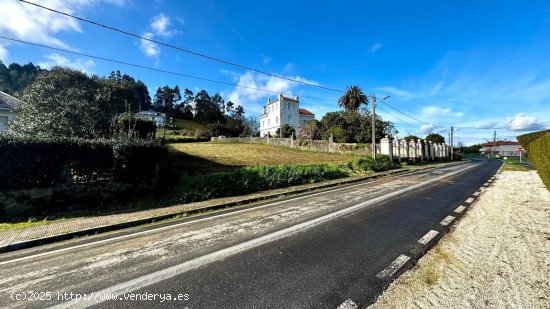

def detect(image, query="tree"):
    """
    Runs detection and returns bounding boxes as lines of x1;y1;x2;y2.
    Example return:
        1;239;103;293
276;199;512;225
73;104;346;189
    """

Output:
338;85;368;112
321;127;349;143
276;124;295;138
298;120;321;140
10;67;125;138
403;135;421;142
425;133;445;144
0;61;44;95
242;116;260;136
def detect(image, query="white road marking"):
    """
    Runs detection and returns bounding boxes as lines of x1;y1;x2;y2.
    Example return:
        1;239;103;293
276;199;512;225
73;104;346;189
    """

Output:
0;164;475;267
454;205;467;214
440;215;456;226
483;183;489;186
473;191;481;196
47;165;477;309
465;197;475;204
377;254;411;278
337;299;359;309
488;179;493;183
418;230;439;245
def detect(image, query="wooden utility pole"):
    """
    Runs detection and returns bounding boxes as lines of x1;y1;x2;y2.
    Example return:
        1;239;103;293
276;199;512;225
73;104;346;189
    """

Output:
450;126;454;160
493;130;497;157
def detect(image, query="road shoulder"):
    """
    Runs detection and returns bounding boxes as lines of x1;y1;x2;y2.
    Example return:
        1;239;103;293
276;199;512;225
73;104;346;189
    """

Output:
367;170;550;309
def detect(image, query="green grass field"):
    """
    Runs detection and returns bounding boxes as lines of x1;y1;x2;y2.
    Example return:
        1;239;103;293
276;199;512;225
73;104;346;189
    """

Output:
167;142;354;175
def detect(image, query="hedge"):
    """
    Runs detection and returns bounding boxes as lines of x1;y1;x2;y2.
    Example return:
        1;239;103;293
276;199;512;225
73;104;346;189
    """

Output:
0;135;167;190
177;155;400;203
518;130;550;189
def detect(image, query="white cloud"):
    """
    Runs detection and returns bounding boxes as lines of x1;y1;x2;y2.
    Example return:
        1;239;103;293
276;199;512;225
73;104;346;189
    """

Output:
421;106;464;118
506;113;543;131
38;53;95;73
261;54;272;64
420;124;437;134
0;0;128;50
0;44;8;62
151;13;178;37
375;86;416;99
222;69;318;112
368;43;383;53
140;32;160;57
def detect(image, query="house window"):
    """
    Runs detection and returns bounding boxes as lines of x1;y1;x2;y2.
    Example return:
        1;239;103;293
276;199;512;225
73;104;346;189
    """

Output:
262;120;265;128
268;119;271;126
276;116;279;124
288;103;291;110
288;115;292;124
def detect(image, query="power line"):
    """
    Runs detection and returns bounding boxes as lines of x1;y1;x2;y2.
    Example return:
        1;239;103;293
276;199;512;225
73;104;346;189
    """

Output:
376;105;423;132
0;36;339;102
378;100;443;128
19;0;344;93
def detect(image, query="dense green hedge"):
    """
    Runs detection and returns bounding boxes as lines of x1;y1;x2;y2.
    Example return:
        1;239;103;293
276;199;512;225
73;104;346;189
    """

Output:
177;154;399;203
518;130;550;189
0;135;166;190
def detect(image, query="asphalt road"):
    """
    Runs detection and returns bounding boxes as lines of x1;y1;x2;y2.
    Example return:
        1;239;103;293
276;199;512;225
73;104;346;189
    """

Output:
0;160;501;309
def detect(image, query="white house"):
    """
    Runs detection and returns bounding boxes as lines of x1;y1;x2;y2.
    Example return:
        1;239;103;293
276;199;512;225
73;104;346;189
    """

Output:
480;141;523;156
259;93;315;137
135;111;166;127
0;91;19;132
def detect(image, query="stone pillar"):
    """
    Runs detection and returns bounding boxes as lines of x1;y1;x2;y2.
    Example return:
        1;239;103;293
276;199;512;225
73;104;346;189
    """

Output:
329;133;334;153
290;132;294;148
409;140;416;163
429;141;435;161
417;140;424;162
396;139;402;164
424;140;430;161
380;136;393;161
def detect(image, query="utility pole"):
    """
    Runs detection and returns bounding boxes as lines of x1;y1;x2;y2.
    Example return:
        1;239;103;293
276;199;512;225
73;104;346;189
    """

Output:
493;130;497;158
371;94;377;159
450;126;454;160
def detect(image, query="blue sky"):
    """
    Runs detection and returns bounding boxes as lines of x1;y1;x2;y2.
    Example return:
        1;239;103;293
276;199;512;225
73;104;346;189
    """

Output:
1;0;549;145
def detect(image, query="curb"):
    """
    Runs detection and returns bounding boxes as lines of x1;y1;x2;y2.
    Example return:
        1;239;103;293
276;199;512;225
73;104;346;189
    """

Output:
0;161;468;254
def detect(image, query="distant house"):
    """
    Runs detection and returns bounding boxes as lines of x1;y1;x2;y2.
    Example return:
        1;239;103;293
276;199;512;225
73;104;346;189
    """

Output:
0;91;20;132
259;93;315;137
479;141;523;156
135;111;166;127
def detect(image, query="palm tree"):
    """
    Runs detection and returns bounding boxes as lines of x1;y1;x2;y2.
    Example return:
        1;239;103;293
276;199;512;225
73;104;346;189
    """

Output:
338;85;369;112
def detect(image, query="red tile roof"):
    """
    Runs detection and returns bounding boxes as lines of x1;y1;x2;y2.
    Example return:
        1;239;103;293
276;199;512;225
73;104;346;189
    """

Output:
480;141;520;147
299;108;314;116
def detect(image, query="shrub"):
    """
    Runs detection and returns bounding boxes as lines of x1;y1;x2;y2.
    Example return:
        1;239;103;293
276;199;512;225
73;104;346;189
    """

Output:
0;135;166;190
322;127;350;143
518;130;550;189
348;155;399;173
115;114;156;140
178;163;349;202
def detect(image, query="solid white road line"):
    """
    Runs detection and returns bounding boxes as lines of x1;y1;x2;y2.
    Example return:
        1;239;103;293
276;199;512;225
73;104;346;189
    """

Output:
418;230;439;245
454;205;467;214
1;164;475;267
377;254;411;278
337;299;359;309
465;197;475;204
440;215;456;226
49;165;477;309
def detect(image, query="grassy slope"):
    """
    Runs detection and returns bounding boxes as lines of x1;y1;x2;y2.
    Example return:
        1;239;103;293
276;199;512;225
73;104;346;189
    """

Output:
168;142;354;175
173;118;207;131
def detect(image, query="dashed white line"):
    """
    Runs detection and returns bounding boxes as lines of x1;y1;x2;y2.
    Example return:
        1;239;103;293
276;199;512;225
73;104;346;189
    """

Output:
454;205;466;214
483;183;489;186
465;197;475;204
440;215;456;226
418;230;439;245
377;254;411;278
473;191;481;196
337;299;359;309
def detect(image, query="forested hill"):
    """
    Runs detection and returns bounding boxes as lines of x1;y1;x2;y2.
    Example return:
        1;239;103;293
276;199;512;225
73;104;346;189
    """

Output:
0;61;43;95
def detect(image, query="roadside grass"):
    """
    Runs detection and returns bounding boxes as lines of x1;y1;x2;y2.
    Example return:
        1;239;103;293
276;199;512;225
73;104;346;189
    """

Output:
168;142;354;174
401;161;454;169
0;218;63;231
501;163;530;171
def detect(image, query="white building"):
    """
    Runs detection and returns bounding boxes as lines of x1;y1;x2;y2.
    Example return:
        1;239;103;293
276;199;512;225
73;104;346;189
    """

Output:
0;91;19;132
480;141;523;156
259;94;315;137
135;111;166;127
